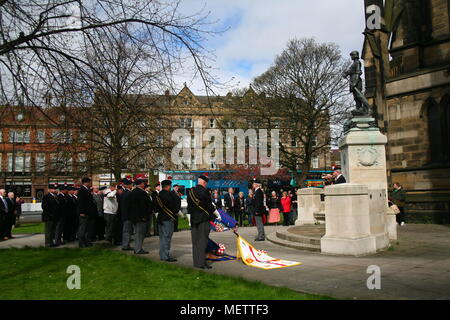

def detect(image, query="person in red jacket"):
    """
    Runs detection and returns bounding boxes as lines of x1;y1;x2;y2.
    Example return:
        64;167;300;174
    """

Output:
280;191;292;226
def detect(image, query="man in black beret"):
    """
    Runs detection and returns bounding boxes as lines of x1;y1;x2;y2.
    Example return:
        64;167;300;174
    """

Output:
121;179;134;251
187;175;221;269
252;179;266;241
54;185;68;246
171;184;182;232
151;183;161;236
129;179;152;254
155;180;181;262
77;177;96;248
41;184;60;247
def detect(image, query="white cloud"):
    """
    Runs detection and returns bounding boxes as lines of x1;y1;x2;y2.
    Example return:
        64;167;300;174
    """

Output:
176;0;366;95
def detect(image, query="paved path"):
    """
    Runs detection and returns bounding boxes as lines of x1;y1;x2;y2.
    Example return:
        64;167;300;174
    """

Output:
1;224;450;300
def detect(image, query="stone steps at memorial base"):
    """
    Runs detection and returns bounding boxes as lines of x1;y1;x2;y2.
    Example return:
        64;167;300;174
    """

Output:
266;232;321;252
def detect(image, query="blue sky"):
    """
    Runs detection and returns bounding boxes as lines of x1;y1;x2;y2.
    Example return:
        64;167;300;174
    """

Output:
176;0;366;95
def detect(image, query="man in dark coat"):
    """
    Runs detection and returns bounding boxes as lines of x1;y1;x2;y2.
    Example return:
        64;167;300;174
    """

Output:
333;170;346;184
129;179;152;254
77;177;97;248
0;189;10;240
41;185;60;247
121;179;133;251
171;184;182;232
223;187;236;220
187;175;221;269
63;187;75;242
66;186;79;242
157;180;181;262
253;179;266;241
55;185;68;246
151;183;161;236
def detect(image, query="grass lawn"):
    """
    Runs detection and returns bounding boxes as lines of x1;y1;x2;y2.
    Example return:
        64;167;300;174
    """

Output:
12;223;45;234
0;246;331;300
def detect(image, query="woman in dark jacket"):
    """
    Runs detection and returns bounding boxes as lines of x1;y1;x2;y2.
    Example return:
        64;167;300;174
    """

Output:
246;190;255;226
392;183;407;226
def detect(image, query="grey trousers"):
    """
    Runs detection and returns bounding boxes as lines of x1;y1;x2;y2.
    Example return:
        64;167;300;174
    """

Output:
54;217;65;244
45;220;57;247
104;213;116;241
158;220;174;260
122;220;133;249
78;216;92;247
255;215;266;240
134;221;147;253
191;221;211;268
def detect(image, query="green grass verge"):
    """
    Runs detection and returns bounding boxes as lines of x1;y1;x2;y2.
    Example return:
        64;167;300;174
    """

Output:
0;246;331;300
12;223;45;234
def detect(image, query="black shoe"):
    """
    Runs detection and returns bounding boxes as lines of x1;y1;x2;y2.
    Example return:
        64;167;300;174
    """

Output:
204;264;212;269
122;247;133;251
134;249;149;254
164;257;177;262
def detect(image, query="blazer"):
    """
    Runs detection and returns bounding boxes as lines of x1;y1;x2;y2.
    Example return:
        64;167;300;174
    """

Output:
41;193;59;222
77;185;97;217
187;184;216;225
224;193;236;212
0;196;8;221
212;197;222;209
120;188;132;221
253;188;266;216
156;189;181;223
334;175;346;184
129;187;152;223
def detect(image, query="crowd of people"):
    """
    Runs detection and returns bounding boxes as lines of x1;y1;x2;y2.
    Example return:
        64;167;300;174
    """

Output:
0;189;23;241
40;177;184;261
2;169;407;269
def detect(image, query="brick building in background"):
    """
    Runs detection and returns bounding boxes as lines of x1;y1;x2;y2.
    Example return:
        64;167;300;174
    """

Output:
1;85;333;200
362;0;450;223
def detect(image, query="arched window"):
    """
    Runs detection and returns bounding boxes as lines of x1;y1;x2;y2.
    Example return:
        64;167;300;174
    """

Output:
426;95;450;164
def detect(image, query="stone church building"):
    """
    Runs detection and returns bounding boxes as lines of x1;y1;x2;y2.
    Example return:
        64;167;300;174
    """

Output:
362;0;450;223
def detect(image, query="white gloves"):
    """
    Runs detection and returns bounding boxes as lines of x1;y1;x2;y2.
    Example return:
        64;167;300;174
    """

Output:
213;210;221;221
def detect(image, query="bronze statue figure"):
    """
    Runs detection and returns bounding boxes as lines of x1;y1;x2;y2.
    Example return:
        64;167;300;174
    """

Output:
343;51;371;117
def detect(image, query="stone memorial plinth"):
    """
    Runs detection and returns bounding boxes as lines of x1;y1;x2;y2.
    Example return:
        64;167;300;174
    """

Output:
296;188;323;226
339;117;390;251
321;184;376;256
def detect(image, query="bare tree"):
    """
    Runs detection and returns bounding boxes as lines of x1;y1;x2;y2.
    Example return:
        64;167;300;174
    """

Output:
0;0;218;109
251;38;351;187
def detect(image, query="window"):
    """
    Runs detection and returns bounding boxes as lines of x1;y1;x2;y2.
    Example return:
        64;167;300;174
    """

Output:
78;153;87;172
427;96;450;163
273;120;280;128
156;136;163;147
312;157;319;169
52;130;62;143
0;131;2;142
290;137;297;147
156;119;163;128
138;157;147;170
0;153;2;171
9;130;30;143
7;152;31;172
36;130;45;143
157;156;165;169
79;132;87;144
180;118;193;128
224;120;233;128
209;119;216;128
138;135;147;144
36;153;46;172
